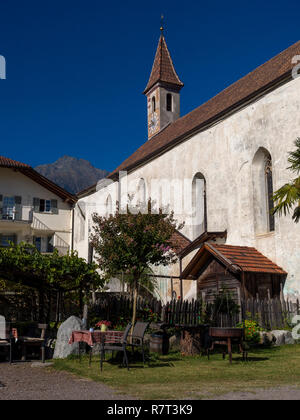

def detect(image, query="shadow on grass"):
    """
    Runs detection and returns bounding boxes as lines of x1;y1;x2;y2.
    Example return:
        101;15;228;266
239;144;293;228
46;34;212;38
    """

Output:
234;356;270;362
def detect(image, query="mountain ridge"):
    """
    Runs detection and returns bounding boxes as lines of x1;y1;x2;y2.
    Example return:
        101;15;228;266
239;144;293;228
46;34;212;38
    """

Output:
35;156;108;195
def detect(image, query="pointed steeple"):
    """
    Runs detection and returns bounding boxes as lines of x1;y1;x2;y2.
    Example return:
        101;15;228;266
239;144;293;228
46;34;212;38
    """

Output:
143;34;184;95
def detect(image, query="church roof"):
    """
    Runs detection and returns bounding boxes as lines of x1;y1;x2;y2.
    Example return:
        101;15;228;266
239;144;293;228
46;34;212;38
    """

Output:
143;34;184;94
0;156;76;203
181;243;287;279
108;39;300;180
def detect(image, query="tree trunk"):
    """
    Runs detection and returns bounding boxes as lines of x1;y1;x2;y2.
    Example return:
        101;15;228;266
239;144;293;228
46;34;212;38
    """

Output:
131;282;138;327
130;277;139;342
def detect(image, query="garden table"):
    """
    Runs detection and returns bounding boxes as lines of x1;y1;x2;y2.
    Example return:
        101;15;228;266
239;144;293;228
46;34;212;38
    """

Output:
69;330;124;366
208;327;245;364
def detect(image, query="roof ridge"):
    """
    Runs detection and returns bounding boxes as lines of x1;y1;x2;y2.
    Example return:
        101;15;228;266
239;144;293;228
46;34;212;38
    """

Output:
0;155;76;203
108;38;300;179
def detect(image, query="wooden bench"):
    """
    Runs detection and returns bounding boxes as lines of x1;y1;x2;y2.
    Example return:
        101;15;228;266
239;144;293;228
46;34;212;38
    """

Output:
18;324;48;363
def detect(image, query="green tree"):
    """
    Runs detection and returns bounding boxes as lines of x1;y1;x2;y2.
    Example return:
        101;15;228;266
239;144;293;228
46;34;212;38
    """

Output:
0;243;103;321
273;138;300;222
90;200;183;328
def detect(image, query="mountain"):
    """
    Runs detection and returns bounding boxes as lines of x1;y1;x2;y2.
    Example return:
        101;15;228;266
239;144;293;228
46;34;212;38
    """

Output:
35;156;108;195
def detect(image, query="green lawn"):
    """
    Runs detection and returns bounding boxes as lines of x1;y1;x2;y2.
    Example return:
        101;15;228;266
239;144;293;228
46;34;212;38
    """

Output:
51;345;300;400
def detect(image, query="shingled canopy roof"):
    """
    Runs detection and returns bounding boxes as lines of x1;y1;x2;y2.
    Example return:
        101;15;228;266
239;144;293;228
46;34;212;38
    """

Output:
182;243;287;280
108;39;300;180
143;34;184;94
170;230;191;255
0;156;76;204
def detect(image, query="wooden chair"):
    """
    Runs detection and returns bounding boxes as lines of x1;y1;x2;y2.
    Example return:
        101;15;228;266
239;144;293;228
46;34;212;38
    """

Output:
19;324;48;363
100;323;132;372
128;322;149;365
0;316;13;364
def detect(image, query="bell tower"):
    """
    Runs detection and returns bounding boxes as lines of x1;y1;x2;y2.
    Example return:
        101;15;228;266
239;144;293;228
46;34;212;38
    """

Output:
143;25;184;140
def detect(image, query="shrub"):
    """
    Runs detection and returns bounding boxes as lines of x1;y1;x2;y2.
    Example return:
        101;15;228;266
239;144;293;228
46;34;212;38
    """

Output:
237;319;263;343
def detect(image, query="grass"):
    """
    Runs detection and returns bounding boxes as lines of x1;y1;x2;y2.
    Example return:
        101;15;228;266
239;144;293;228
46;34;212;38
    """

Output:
51;344;300;400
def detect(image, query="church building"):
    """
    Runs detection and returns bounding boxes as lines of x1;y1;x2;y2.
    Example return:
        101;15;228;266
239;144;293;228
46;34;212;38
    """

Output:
74;29;300;303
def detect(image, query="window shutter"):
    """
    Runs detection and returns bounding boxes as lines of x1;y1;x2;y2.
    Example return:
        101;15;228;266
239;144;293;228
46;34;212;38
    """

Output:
33;198;40;212
47;236;54;253
51;199;58;214
14;196;22;221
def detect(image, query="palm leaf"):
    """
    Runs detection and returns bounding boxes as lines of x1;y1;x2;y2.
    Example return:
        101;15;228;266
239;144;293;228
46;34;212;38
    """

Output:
288;138;300;174
272;181;300;217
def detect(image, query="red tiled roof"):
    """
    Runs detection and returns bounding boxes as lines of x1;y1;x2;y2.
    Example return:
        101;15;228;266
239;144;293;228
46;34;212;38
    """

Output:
0;156;30;169
181;243;287;279
170;230;191;255
144;34;184;94
208;244;286;275
109;39;300;179
0;156;76;203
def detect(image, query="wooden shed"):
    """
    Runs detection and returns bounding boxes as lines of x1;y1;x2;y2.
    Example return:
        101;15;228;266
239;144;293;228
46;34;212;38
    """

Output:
181;243;287;303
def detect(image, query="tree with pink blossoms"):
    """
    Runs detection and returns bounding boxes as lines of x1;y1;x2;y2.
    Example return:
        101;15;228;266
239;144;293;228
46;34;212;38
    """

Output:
91;200;184;328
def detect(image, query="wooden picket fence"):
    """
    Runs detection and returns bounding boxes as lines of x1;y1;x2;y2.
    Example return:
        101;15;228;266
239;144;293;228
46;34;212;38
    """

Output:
241;297;300;330
88;293;300;331
162;297;300;330
89;293;162;323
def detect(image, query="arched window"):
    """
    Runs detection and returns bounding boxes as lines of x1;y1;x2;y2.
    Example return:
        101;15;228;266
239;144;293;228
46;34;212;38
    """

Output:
166;93;172;112
105;194;112;218
137;178;147;208
152;97;156;113
192;173;207;240
252;148;275;234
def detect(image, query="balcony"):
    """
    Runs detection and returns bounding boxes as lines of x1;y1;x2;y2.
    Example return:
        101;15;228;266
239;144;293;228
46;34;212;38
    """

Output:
0;208;31;225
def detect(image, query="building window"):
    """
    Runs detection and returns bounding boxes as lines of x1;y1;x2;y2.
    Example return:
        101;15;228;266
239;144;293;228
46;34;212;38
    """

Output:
34;236;54;253
39;199;51;213
265;156;275;232
152;97;156;113
252;148;275;234
137;178;147;208
106;195;112;218
167;94;172;112
33;198;58;214
0;235;16;247
2;197;15;220
192;173;207;240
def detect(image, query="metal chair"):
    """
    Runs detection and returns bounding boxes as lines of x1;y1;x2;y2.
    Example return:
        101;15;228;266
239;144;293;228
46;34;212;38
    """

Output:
129;322;149;365
0;316;13;364
100;323;132;372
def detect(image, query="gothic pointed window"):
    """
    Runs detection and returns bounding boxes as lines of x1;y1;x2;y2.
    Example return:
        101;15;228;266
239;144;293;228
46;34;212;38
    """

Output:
137;178;147;208
265;156;275;232
105;194;112;218
192;173;207;240
252;148;275;234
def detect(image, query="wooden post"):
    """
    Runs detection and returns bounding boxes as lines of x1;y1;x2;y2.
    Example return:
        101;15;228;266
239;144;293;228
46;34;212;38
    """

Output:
179;258;183;300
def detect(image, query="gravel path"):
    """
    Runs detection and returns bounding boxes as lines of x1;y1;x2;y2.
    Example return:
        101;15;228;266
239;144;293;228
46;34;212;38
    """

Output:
0;362;133;400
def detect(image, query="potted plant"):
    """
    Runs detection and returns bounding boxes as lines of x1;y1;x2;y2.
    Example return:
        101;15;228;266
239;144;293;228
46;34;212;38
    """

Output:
96;321;111;332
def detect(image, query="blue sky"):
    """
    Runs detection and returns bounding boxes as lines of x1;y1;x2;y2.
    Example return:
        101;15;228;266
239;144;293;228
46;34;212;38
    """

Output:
1;0;300;172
